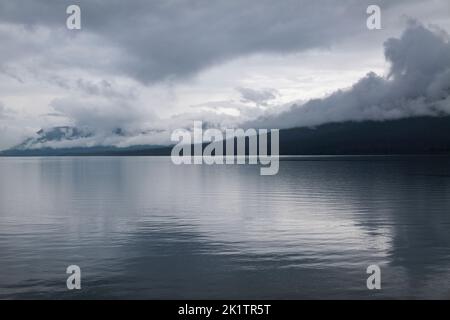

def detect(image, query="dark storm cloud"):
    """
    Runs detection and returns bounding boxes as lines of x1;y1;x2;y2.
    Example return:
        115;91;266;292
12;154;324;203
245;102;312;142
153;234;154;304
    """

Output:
0;0;412;83
251;22;450;129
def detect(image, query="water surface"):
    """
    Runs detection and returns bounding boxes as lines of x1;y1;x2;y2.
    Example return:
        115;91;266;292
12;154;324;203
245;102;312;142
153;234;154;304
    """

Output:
1;156;450;299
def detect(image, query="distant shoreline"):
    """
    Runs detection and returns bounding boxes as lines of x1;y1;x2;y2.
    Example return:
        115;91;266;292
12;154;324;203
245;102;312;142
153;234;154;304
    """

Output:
3;116;450;157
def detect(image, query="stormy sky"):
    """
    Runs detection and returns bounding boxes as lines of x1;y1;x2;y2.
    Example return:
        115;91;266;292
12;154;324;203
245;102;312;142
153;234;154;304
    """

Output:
0;0;449;149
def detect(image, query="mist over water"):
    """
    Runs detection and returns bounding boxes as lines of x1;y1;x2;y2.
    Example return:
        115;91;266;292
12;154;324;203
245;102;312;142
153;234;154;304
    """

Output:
1;156;450;299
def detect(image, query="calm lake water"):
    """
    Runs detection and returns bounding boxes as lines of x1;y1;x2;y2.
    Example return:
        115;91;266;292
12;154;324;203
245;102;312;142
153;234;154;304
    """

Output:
0;156;450;299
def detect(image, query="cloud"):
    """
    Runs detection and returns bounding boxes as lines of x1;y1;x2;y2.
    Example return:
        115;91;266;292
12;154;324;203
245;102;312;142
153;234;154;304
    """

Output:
237;87;280;106
250;22;450;129
0;0;415;84
50;95;155;134
75;79;137;99
5;22;450;150
0;102;34;149
1;2;450;150
0;101;16;120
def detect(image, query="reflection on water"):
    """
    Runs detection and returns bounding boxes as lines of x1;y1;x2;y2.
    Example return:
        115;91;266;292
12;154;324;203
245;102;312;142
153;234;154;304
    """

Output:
0;156;450;299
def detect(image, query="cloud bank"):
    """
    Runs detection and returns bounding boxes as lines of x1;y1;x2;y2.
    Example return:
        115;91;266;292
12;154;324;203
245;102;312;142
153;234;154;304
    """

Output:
0;0;410;84
250;22;450;129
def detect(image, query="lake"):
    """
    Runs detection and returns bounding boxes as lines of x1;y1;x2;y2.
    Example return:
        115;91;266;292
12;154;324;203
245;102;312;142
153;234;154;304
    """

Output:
0;156;450;299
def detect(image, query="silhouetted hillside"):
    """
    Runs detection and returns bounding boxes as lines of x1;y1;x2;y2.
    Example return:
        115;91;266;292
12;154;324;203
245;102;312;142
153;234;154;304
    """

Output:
2;116;450;156
278;116;450;155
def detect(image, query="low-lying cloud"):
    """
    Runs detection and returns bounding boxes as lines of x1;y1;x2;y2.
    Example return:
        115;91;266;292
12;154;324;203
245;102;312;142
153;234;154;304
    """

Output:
50;96;155;134
250;21;450;129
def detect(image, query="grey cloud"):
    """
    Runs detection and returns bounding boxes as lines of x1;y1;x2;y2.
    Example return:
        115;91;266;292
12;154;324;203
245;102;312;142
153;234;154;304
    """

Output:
0;102;32;150
0;101;14;119
2;2;449;150
75;79;137;99
50;96;154;134
237;87;279;106
251;22;450;129
36;74;137;100
0;0;415;83
0;66;24;83
0;102;5;119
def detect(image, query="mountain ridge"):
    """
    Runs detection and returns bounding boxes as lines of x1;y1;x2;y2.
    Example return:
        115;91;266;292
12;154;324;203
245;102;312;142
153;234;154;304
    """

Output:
2;116;450;156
